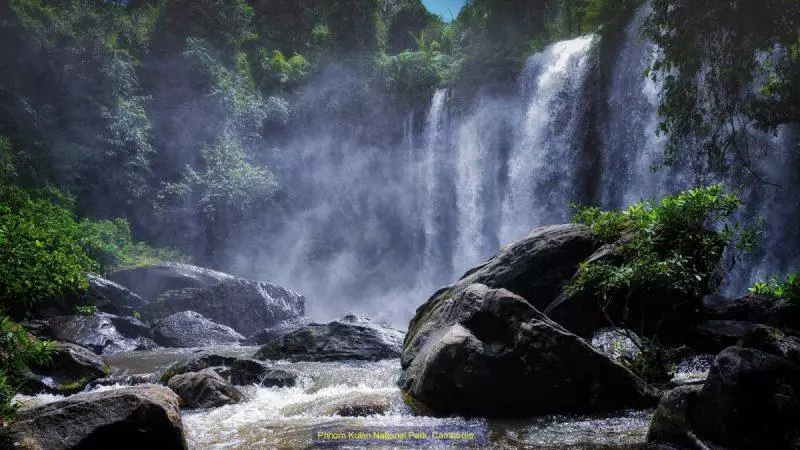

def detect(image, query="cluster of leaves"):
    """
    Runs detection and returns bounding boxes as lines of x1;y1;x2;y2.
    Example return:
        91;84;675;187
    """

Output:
620;339;687;384
74;304;98;316
750;272;800;303
641;0;800;180
0;315;54;421
567;185;754;320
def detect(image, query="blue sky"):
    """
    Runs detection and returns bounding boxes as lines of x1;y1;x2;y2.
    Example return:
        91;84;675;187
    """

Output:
421;0;467;22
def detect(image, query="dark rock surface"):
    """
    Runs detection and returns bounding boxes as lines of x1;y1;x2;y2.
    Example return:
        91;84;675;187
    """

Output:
691;346;800;448
109;262;233;301
159;353;239;383
36;313;157;355
152;311;245;348
144;278;305;337
400;284;655;417
701;292;800;335
6;385;187;450
247;317;312;345
86;274;150;314
253;314;404;362
21;342;109;395
646;385;706;449
739;324;800;364
167;369;245;409
227;359;296;387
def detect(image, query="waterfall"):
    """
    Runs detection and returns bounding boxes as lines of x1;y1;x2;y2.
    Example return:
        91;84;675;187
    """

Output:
500;35;598;243
419;89;449;285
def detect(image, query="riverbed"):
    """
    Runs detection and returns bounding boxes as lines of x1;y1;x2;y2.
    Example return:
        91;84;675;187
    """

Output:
16;346;670;449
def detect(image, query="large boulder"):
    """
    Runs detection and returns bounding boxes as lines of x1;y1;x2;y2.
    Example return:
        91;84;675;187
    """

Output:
246;317;312;345
400;284;655;417
35;313;157;355
109;262;233;301
252;314;404;362
144;278;305;337
21;342;109;395
167;369;245;409
152;311;245;348
86;274;150;314
691;346;800;448
5;385;187;449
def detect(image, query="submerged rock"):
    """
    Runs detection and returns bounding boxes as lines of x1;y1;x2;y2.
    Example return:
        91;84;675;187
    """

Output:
144;278;305;337
158;353;239;383
84;374;154;391
400;284;655;417
247;317;312;345
109;262;233;301
152;311;245;348
6;385;187;449
281;392;392;417
252;314;404;362
36;313;157;355
167;369;245;409
21;342;109;395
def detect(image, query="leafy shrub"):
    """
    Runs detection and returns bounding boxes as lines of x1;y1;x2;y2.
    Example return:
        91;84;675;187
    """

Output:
566;185;755;335
750;272;800;302
0;316;54;421
78;218;187;272
0;185;97;313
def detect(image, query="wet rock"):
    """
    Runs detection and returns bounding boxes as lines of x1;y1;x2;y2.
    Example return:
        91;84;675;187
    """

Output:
144;278;305;337
109;262;233;301
152;311;245;348
246;317;312;345
282;392;392;417
6;385;187;449
253;314;403;362
701;292;800;335
739;324;800;364
21;342;109;395
400;284;656;417
691;346;800;448
86;274;150;314
647;385;706;449
227;359;296;387
590;328;642;363
36;313;157;355
84;374;154;391
688;319;755;354
167;369;245;409
158;353;239;383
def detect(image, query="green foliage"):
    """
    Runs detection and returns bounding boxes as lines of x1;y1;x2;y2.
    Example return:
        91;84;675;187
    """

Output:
0;315;54;421
642;0;800;179
377;44;456;111
620;339;686;383
74;304;98;316
567;186;754;320
0;185;97;313
750;272;800;303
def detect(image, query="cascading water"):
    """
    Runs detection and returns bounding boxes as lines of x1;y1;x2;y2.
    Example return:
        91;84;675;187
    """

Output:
500;35;598;244
419;89;448;286
599;5;689;209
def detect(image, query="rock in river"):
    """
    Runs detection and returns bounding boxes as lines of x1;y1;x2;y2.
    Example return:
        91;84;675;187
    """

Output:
400;284;655;417
144;278;306;337
35;313;157;355
167;369;245;409
152;311;245;348
247;317;311;345
253;314;404;362
109;262;233;301
5;385;187;450
21;342;109;395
